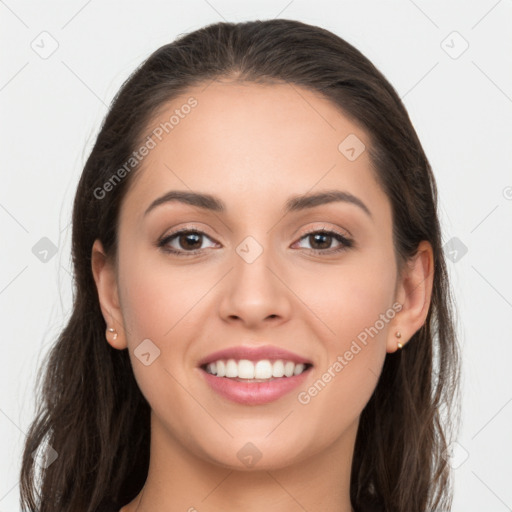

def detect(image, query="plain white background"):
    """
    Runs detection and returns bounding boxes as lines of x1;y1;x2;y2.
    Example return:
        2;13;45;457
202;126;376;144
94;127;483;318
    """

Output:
1;1;511;510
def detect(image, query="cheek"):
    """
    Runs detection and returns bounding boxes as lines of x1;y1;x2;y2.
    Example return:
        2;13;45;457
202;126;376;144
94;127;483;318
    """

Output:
297;251;397;346
117;252;206;414
294;251;395;411
118;247;210;343
293;286;393;453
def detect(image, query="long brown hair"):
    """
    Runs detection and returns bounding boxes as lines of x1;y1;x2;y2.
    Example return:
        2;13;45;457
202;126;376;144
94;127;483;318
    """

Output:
20;19;460;512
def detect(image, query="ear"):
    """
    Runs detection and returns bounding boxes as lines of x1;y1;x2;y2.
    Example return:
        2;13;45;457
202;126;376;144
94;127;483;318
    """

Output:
91;239;127;350
387;240;434;353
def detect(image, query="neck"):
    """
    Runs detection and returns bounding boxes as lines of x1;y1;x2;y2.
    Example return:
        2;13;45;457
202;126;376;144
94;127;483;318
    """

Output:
121;412;358;512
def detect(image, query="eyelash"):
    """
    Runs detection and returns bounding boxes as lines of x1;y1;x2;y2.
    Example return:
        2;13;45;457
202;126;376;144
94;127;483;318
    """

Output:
157;226;354;257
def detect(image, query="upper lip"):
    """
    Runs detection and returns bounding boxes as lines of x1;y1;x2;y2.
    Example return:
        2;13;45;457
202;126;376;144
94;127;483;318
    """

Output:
198;345;313;367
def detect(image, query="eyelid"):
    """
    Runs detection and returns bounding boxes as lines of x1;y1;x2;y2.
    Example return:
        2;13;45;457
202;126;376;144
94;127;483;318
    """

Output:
292;221;353;240
159;223;218;242
295;224;351;241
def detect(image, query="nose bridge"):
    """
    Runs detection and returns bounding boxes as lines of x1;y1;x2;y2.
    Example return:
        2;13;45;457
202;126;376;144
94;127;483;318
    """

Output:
218;234;292;325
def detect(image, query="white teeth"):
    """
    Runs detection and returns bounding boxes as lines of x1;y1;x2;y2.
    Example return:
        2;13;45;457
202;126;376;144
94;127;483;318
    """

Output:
293;363;305;375
225;359;238;378
204;358;309;379
216;360;226;377
254;360;273;379
272;360;285;377
238;359;254;379
284;361;295;377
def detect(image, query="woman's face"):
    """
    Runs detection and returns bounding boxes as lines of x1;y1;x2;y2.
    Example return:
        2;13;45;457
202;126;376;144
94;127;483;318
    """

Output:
95;80;405;470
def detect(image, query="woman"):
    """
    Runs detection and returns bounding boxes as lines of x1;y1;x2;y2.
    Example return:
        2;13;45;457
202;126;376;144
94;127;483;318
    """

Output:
20;19;460;512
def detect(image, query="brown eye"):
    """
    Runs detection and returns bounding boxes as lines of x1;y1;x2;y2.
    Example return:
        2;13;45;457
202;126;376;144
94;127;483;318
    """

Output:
178;232;202;250
308;232;333;250
158;229;218;255
294;229;353;254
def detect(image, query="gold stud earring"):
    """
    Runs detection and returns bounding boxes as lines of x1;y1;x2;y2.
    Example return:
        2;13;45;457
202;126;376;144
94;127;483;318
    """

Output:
107;326;118;341
395;331;402;349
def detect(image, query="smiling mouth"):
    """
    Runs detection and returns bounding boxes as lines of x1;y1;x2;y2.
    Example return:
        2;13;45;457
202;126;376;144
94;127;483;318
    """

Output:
200;359;313;381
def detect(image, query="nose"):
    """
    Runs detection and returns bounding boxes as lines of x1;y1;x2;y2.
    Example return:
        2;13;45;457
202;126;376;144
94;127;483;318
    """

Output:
218;247;292;329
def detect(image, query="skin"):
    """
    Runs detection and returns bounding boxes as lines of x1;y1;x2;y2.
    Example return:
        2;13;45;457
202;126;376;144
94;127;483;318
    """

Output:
92;80;434;512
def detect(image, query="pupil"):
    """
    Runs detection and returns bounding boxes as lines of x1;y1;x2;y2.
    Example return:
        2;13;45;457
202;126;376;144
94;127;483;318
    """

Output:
311;233;331;249
180;232;201;250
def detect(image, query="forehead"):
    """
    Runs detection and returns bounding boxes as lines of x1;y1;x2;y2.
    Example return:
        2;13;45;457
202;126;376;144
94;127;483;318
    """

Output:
121;80;389;222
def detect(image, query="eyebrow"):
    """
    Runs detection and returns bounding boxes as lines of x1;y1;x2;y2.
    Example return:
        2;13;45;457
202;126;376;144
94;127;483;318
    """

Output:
143;189;372;218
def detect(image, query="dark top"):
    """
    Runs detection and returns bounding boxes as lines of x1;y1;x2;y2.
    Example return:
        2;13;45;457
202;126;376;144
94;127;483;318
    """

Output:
95;500;119;512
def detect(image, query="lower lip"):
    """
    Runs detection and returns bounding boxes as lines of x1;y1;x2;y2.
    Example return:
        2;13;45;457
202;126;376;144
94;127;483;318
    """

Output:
200;367;312;405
